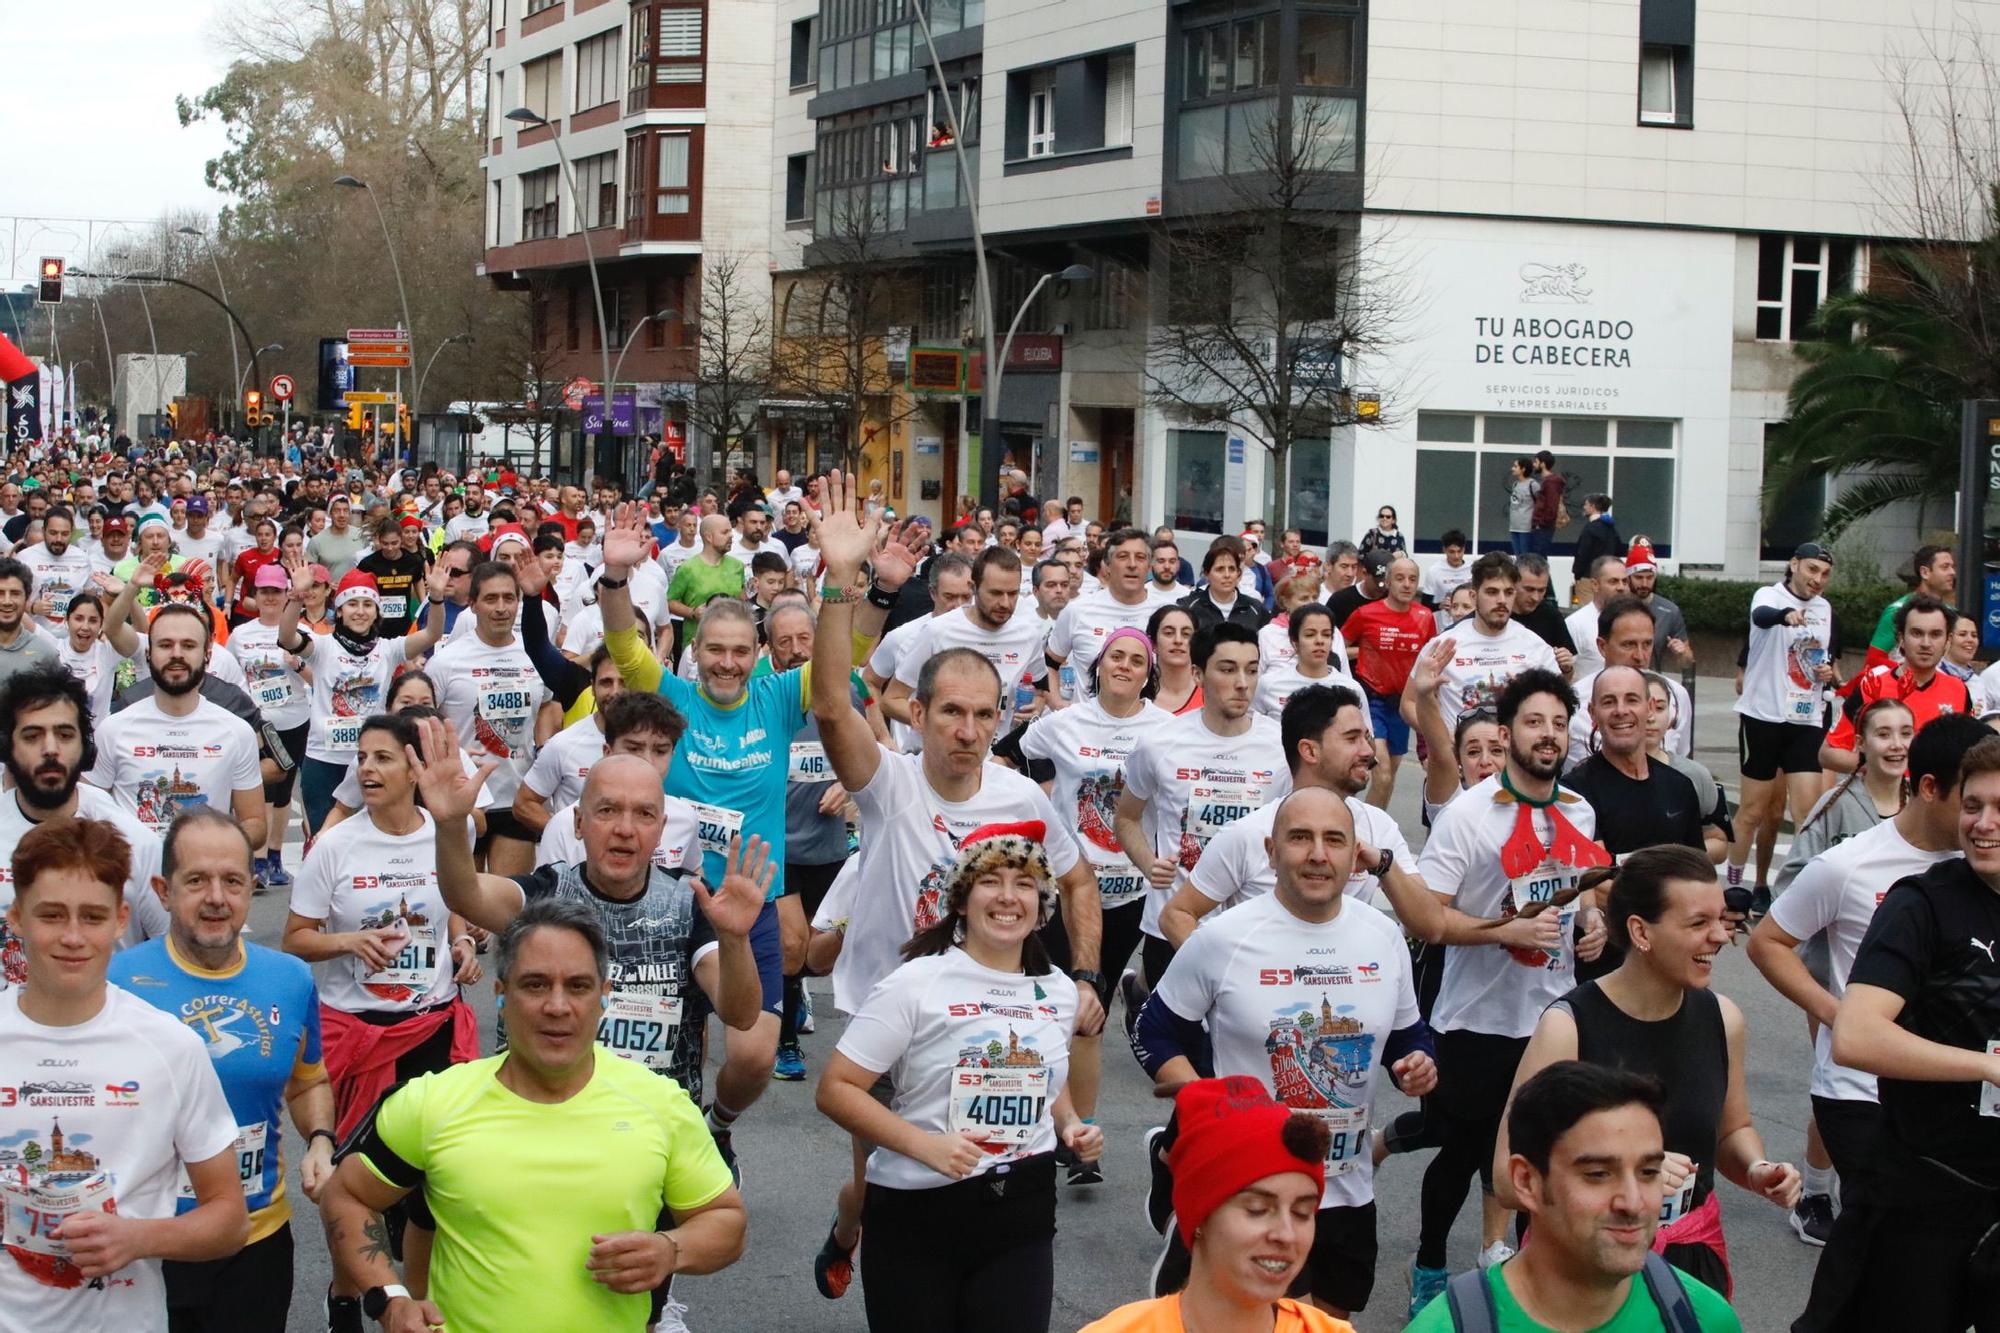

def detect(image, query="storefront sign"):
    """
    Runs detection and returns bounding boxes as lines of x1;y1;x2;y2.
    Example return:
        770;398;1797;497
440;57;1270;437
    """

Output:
1004;335;1063;371
914;437;941;456
1069;441;1099;463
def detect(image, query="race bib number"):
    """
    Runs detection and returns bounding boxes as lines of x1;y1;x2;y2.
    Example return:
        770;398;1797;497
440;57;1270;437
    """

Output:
1659;1173;1697;1224
364;922;440;990
1307;1103;1369;1179
253;675;294;711
598;991;686;1073
688;801;745;858
177;1122;270;1201
47;586;74;617
378;595;407;621
1095;865;1147;910
1981;1041;2000;1118
788;741;830;785
1057;665;1077;702
1510;857;1578;974
949;1066;1050;1145
478;683;536;723
327;716;363;753
1784;635;1826;723
1188;783;1254;846
2;1171;115;1258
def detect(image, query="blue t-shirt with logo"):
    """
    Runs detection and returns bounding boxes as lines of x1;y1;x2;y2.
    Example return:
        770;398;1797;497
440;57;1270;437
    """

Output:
108;937;323;1235
659;667;807;899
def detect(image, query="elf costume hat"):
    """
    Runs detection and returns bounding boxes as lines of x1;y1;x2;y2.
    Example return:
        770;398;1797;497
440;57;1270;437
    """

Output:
942;820;1057;927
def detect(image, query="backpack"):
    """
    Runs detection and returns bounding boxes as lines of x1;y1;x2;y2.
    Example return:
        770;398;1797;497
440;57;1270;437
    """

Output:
1443;1253;1702;1333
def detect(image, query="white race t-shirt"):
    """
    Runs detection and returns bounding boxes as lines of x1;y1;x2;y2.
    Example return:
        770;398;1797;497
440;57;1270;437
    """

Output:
1437;620;1561;729
1419;773;1602;1038
226;619;310;730
15;543;95;623
893;606;1049;732
1016;697;1177;913
0;787;166;990
837;751;1082;1013
432;633;552;807
521;716;607;811
1564;604;1604;680
836;950;1078;1190
289;809;459;1014
1258;621;1351;677
1420;558;1473;608
1122;711;1290;937
87;696;261;839
301;637;404;762
56;636;127;722
1766;820;1958;1104
1738;581;1834;727
1252;661;1372;728
0;986;236;1331
1048;585;1181;697
1186;796;1407;916
537;795;700;874
1152;892;1420;1207
172;527;226;574
867;616;937;754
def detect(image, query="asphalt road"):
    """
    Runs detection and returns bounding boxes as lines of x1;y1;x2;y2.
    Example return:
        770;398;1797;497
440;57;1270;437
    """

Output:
261;672;1828;1331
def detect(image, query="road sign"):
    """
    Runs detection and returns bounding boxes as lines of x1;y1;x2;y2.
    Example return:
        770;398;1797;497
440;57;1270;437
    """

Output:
268;374;295;402
346;328;403;342
344;390;397;405
348;352;413;368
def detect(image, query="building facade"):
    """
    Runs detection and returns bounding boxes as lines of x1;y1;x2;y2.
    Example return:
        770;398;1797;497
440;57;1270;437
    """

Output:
768;0;1978;584
480;0;776;481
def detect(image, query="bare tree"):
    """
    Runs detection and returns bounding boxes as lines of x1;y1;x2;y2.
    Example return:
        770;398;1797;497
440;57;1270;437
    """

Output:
768;195;924;475
1144;96;1411;529
684;251;772;470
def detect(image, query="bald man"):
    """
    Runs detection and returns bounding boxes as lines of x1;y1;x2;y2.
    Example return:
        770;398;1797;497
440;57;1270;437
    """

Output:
668;514;748;624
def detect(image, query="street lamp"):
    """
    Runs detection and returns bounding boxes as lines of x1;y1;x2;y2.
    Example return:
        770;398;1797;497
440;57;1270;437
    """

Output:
177;225;242;413
504;106;615;480
238;344;283;396
415;332;473;422
108;251;161;426
333;174;420;418
610;309;681;393
991;264;1091;491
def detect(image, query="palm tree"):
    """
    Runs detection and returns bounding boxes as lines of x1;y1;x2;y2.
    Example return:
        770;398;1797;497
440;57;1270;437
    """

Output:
1764;202;2000;538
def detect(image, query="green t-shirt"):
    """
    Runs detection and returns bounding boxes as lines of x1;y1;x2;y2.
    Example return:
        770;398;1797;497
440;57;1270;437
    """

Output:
358;1050;733;1333
1406;1262;1741;1333
667;553;746;611
1871;591;1912;655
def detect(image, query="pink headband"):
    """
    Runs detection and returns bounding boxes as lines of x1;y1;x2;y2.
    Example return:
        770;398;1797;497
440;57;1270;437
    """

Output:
1100;626;1156;669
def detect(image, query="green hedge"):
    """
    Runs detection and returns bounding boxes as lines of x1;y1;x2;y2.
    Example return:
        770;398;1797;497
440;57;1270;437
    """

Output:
1656;575;1903;639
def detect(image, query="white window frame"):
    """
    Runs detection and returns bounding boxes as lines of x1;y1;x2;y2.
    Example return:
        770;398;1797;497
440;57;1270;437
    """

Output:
1026;69;1056;158
574;29;622;111
1105;52;1135;148
1638;43;1677;125
520;52;563;122
657;133;692;214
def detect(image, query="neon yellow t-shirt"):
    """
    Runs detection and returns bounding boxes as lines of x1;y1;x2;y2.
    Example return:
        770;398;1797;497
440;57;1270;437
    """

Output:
359;1050;732;1333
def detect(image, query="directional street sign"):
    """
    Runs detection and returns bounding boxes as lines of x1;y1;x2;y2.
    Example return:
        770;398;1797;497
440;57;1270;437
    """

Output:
268;374;295;402
347;327;412;368
344;390;397;405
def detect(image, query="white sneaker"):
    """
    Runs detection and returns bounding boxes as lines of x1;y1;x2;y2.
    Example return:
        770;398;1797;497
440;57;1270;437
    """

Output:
654;1294;692;1333
1477;1240;1515;1269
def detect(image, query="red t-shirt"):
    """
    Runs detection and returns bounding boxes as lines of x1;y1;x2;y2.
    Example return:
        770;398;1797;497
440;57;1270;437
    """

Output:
1825;663;1973;751
232;546;281;615
1342;598;1437;698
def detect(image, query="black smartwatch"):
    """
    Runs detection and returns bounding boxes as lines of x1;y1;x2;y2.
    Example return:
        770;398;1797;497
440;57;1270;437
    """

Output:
597;574;629;590
1373;847;1395;879
1069;968;1109;1001
865;582;899;610
361;1285;409;1322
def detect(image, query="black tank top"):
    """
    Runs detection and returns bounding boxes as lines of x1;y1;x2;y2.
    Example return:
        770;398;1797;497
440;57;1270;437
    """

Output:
1559;981;1727;1206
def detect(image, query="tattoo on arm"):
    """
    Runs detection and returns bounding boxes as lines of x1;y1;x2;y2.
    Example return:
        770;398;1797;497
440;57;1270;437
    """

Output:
361;1216;392;1265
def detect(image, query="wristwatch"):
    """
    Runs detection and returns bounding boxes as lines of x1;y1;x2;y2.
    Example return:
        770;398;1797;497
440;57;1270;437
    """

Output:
362;1285;410;1322
1069;968;1109;1000
1373;847;1395;879
597;574;629;589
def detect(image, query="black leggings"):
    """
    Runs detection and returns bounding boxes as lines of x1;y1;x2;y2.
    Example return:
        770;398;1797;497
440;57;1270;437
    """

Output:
1416;1030;1529;1269
860;1154;1056;1332
1040;898;1145;985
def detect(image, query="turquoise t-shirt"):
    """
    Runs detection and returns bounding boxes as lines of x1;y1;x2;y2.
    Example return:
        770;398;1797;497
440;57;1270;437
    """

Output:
1407;1263;1741;1332
659;668;807;899
107;937;323;1240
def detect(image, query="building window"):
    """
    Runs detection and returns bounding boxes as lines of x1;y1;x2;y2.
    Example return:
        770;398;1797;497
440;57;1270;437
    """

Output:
786;152;815;223
519;52;563;121
520;166;560;240
1184;15;1276;100
657;134;691;213
1637;44;1687;125
526;0;560;15
628;7;652;104
574;151;619;229
1026;70;1056;157
1761;422;1826;560
1756;235;1859;341
790;16;818;87
575;29;622;111
1106;51;1135;147
656;6;703;83
1413;412;1678;555
1296;13;1355;87
1167;429;1228;533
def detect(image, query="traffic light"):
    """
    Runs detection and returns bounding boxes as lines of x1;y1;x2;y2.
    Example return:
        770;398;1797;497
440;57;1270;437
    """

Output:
244;389;263;421
36;257;63;305
347;403;364;430
167;402;179;428
398;404;412;439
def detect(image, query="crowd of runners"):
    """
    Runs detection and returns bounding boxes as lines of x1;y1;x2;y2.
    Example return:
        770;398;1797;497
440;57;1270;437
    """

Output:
0;430;1996;1333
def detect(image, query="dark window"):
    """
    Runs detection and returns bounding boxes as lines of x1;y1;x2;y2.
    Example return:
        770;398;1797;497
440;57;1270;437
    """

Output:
1756;235;1860;342
520;166;560;240
1761;422;1824;561
786;153;815;222
1295;14;1355;87
790;16;818;86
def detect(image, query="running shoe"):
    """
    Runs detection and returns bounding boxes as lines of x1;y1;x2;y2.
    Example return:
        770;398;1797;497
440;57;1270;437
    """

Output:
1149;1220;1191;1298
1749;884;1773;921
1790;1192;1834;1247
707;1116;742;1190
1066;1152;1103;1186
264;860;294;891
795;985;815;1035
252;853;270;896
814;1219;857;1299
326;1288;364;1333
1143;1126;1173;1235
772;1040;807;1082
1476;1239;1515;1269
655;1294;692;1332
1408;1259;1450;1318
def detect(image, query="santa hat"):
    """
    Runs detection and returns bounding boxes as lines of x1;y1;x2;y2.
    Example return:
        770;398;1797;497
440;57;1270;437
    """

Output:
487;523;533;556
941;820;1057;927
334;569;381;610
1625;537;1657;574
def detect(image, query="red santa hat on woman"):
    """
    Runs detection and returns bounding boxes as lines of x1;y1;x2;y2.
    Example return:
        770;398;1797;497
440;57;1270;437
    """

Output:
333;569;381;611
941;820;1057;927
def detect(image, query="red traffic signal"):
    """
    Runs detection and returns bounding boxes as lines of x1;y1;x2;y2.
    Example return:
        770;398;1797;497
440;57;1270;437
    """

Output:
36;257;64;305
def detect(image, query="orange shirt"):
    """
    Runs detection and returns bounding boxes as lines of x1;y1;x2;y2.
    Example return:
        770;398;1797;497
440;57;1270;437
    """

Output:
1081;1296;1354;1333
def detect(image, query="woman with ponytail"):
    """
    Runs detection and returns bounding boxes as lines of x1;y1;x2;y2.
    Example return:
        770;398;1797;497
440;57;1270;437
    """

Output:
1493;845;1801;1297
